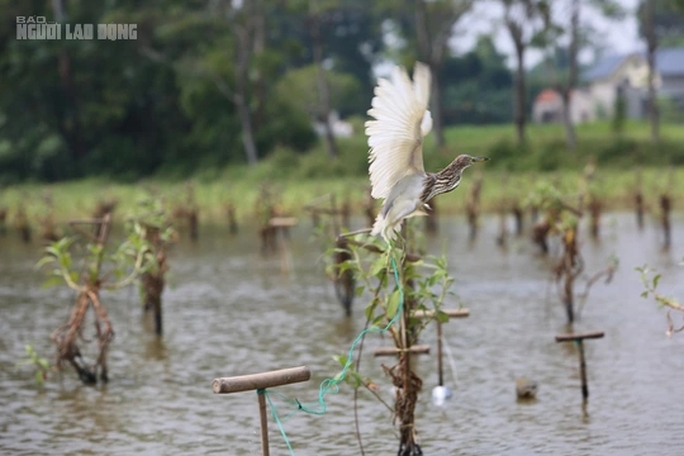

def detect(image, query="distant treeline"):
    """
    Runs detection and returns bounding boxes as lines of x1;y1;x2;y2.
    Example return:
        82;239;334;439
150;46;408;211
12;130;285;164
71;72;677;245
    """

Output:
0;1;568;183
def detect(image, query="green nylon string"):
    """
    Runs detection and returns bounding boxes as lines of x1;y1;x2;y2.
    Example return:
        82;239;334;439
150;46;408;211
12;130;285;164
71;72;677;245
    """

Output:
258;250;404;455
259;389;296;455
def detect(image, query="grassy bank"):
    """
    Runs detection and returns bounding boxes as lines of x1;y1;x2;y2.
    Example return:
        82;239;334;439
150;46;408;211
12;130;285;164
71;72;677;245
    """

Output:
1;121;683;226
0;168;681;228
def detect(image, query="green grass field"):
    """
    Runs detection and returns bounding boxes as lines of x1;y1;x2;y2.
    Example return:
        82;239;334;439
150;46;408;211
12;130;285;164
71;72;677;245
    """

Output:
1;121;683;227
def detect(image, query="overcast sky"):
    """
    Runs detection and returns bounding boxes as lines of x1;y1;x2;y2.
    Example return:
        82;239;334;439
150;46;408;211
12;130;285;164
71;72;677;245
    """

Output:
452;0;642;68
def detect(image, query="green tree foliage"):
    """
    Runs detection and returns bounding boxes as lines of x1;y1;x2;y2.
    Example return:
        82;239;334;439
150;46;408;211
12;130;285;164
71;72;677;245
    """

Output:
0;0;381;182
377;0;474;147
441;35;513;125
637;0;684;47
275;65;361;122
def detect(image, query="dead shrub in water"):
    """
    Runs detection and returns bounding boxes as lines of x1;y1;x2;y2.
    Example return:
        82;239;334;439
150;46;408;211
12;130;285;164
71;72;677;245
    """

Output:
659;193;671;251
526;181;617;324
0;206;8;236
512;202;524;236
38;213;151;384
307;193;358;315
332;237;355;316
465;174;483;241
132;195;177;336
225;202;238;235
15;205;32;243
588;194;602;239
40;192;60;242
634;168;645;230
172;183;199;242
255;183;287;255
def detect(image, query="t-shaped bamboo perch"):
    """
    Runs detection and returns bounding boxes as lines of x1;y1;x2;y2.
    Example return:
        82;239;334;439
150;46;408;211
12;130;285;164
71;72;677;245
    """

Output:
555;331;604;401
413;308;470;387
212;366;311;456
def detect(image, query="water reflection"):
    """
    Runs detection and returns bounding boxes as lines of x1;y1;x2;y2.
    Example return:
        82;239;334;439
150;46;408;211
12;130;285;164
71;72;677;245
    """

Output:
144;336;168;361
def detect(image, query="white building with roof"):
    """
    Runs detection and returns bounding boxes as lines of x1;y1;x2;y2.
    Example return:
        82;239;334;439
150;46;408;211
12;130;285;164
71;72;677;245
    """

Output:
656;48;684;102
583;48;684;119
532;88;595;124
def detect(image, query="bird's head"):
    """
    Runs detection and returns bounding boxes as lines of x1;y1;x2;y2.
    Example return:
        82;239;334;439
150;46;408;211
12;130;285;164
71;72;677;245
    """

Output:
453;154;489;171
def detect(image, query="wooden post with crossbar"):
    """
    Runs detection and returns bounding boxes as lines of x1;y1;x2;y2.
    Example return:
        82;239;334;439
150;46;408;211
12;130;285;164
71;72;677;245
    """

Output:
212;366;311;456
555;331;604;401
372;308;469;387
413;308;469;386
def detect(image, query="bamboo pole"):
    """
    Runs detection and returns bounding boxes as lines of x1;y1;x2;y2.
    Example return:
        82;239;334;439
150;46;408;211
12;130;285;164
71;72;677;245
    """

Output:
373;344;430;357
257;392;270;456
411;308;470;387
555;331;604;401
555;331;604;342
212;366;311;394
436;321;444;386
411;308;470;319
213;366;311;456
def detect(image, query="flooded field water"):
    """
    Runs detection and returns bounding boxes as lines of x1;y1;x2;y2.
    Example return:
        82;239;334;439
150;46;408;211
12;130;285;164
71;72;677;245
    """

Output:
1;213;684;455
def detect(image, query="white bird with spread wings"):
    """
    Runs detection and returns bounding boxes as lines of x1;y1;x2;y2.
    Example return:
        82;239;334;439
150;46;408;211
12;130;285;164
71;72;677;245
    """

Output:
365;62;488;242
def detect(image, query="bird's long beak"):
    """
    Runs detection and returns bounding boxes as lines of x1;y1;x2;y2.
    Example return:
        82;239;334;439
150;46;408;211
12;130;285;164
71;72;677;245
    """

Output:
472;156;489;163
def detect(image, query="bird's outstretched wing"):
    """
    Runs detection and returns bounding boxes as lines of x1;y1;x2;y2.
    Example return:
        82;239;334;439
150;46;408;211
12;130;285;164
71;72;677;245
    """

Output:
366;62;433;200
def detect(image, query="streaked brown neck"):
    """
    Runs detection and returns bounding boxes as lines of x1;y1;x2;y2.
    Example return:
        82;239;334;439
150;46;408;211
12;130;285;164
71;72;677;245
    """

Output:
420;164;463;203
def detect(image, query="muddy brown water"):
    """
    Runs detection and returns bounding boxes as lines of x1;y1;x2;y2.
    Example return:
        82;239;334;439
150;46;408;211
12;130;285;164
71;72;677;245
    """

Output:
1;213;683;455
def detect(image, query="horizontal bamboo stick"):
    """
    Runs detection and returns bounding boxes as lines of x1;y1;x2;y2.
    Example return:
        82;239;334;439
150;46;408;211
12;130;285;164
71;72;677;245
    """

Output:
373;344;430;357
269;217;297;228
212;366;311;394
412;308;470;319
555;331;605;342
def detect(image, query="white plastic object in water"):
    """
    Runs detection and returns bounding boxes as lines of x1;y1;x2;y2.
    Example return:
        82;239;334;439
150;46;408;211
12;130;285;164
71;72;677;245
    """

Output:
431;385;453;406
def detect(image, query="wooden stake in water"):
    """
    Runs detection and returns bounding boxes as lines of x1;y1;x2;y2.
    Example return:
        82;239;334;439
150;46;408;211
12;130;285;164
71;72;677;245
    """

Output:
269;217;297;273
412;308;469;387
212;366;311;456
555;331;604;401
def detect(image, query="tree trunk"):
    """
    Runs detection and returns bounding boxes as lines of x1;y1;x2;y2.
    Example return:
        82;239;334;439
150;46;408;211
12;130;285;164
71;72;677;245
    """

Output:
514;42;526;146
234;24;259;165
414;0;445;148
563;0;580;152
645;0;659;144
430;64;445;148
310;4;338;158
561;90;576;151
253;0;267;132
51;0;88;169
235;92;259;165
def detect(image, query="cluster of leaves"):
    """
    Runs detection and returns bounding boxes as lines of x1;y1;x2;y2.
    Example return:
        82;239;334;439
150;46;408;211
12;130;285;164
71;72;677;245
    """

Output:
327;234;456;378
524;180;579;232
37;221;156;292
636;264;684;336
129;193;177;262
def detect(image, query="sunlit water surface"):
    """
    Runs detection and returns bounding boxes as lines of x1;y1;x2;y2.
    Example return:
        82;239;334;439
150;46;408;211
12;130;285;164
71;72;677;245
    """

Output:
1;213;684;455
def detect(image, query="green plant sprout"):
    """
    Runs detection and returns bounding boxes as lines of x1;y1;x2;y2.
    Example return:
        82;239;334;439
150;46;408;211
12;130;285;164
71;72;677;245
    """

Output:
16;345;51;387
37;213;155;384
637;265;684;336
